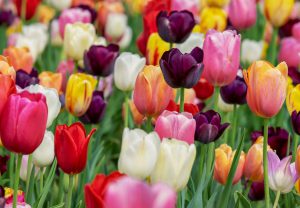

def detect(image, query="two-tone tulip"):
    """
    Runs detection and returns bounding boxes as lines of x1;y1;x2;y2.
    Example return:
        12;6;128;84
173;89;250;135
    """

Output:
146;33;169;66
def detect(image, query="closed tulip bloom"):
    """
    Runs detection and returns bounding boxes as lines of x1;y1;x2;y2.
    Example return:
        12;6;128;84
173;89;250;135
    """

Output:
292;111;300;136
220;76;247;105
114;52;146;91
268;151;298;193
105;13;128;41
32;131;54;167
243;61;288;118
0;91;48;154
65;73;97;117
194;110;229;144
16;69;39;89
55;122;96;174
160;47;204;88
133;66;173;117
199;7;227;33
150;138;196;191
156;10;195;44
202;30;241;86
193;78;214;100
0;74;16;117
286;84;300;114
228;0;256;30
64;23;96;61
105;176;176;208
278;37;300;68
205;0;229;7
264;0;295;27
214;144;245;185
38;71;63;93
241;39;264;64
146;33;169;66
3;47;33;74
155;110;196;144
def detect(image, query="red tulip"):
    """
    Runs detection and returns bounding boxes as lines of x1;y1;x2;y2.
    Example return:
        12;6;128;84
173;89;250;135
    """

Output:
13;0;41;20
193;78;214;100
0;91;48;154
166;100;199;116
84;171;124;208
0;74;16;117
55;122;96;174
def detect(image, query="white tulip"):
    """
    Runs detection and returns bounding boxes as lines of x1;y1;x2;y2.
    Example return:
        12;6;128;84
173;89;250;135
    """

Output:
20;155;39;181
16;36;39;62
176;33;205;53
32;131;55;167
217;94;234;112
114;52;146;91
118;26;132;48
150;138;196;191
241;39;263;64
47;0;72;10
51;20;63;46
118;128;160;179
105;13;127;40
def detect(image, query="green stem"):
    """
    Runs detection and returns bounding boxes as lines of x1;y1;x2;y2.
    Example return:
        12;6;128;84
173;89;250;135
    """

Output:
25;154;32;201
124;92;129;128
245;180;253;197
214;87;220;111
146;117;152;132
267;27;278;65
179;88;185;112
263;118;270;208
13;154;22;208
273;191;280;208
65;175;74;208
230;105;238;147
198;144;205;183
58;171;65;203
40;168;44;193
293;134;299;161
9;153;15;187
206;142;215;178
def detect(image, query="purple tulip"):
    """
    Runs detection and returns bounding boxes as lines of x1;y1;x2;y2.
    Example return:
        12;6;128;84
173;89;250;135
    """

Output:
220;75;247;105
84;44;119;77
16;68;39;88
292;110;300;136
288;66;300;85
156;10;195;44
0;10;15;26
279;18;300;39
0;155;9;175
80;91;106;124
160;47;204;88
74;4;97;23
194;110;229;143
248;182;264;201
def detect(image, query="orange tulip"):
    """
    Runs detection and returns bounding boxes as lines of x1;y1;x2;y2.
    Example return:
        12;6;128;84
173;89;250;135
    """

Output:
243;61;288;118
3;47;33;74
133;65;174;117
296;146;300;175
128;100;145;126
0;56;16;79
295;178;300;193
39;71;63;93
0;74;16;116
214;144;245;185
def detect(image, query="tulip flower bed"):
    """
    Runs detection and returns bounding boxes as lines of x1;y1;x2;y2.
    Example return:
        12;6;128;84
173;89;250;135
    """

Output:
0;0;300;208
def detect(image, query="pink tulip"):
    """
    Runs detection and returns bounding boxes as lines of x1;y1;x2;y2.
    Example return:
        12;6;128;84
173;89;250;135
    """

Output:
278;37;300;67
0;91;48;154
105;176;176;208
228;0;256;30
154;110;195;144
202;30;241;86
171;0;199;19
56;60;75;92
292;22;300;40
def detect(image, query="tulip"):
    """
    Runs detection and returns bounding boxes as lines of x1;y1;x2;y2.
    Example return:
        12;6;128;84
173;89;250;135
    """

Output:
241;39;264;64
3;47;33;74
205;0;229;7
193;78;214;100
198;7;227;33
114;52;146;91
80;91;106;124
128;100;145;126
154;110;196;144
248;182;265;201
55;122;96;174
289;66;300;85
292;111;300;136
65;73;97;117
296;146;300;174
286;84;300;114
105;13;128;41
76;5;97;23
0;10;15;26
264;0;295;27
220;76;247;105
228;0;256;30
217;95;234;112
36;5;55;24
243;61;288;118
84;44;119;77
63;23;96;61
202;30;241;86
84;171;124;208
166;100;199;116
23;84;61;128
267;151;298;193
51;20;63;46
32;131;54;167
150;138;196;191
279;19;300;39
105;176;177;208
171;0;199;18
133;65;173;117
118;128;160;179
38;71;63;93
146;33;169;66
56;60;74;92
278;37;300;68
16;69;39;89
0;91;47;154
13;0;41;20
159;47;204;88
0;74;16;117
175;33;204;53
194;110;229;144
47;0;72;11
4;187;31;206
0;56;16;79
19;155;40;182
156;10;195;44
214;144;245;185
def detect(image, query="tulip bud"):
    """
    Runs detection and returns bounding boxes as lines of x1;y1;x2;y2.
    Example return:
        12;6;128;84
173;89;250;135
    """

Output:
32;131;55;167
105;13;128;41
278;37;300;68
220;76;247;105
241;39;264;64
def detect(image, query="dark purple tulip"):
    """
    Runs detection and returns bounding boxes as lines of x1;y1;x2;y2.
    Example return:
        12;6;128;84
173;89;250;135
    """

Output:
288;66;300;85
0;10;15;26
248;182;264;201
84;44;119;77
156;10;195;44
194;110;230;143
292;110;300;136
160;47;204;88
0;155;9;175
220;76;247;105
75;5;97;23
279;18;300;39
251;127;291;159
16;68;39;88
80;91;106;124
0;186;4;198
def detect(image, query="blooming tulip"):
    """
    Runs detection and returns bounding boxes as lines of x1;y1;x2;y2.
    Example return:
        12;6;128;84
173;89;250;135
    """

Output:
154;110;196;144
0;91;48;154
114;52;146;91
150;138;196;191
156;10;195;44
55;122;96;174
160;47;203;88
105;176;176;208
0;56;16;79
193;78;214;100
13;0;41;20
220;76;247;105
267;151;298;193
38;71;63;93
202;30;241;86
3;47;33;74
214;144;245;185
198;7;227;33
32;131;54;167
133;65;173;117
146;33;169;65
292;111;300;136
65;73;97;117
16;69;39;89
47;0;72;11
0;74;16;117
243;61;288;118
241;39;264;64
175;33;204;53
287;84;300;114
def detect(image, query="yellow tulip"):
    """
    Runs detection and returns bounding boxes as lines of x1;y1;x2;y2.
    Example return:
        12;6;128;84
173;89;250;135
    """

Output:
286;84;300;114
199;7;227;33
65;73;97;117
36;4;56;24
205;0;229;8
146;33;169;66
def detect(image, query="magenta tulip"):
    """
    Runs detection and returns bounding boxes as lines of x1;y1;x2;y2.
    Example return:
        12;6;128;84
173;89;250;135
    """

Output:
154;110;196;144
278;37;300;68
0;91;48;154
202;29;241;86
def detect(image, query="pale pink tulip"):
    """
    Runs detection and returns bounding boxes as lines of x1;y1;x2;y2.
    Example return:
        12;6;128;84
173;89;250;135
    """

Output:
278;37;300;67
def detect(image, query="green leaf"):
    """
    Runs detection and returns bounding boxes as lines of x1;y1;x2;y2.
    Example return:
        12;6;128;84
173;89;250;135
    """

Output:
49;203;65;208
235;191;252;208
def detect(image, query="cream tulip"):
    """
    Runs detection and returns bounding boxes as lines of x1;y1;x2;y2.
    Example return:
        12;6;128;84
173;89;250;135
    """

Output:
32;131;55;167
175;33;204;53
105;13;128;41
241;39;264;64
47;0;72;11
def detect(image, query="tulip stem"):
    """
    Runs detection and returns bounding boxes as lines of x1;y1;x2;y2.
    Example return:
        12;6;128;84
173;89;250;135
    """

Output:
13;154;22;208
267;27;278;65
124;92;129;128
273;191;280;208
244;180;252;197
230;105;238;147
25;154;33;201
179;88;185;112
146;117;152;132
66;174;74;208
293;134;299;161
214;87;219;111
263;118;270;208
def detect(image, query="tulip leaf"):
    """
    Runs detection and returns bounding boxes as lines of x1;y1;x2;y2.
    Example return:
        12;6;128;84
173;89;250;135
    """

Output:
234;191;252;208
206;191;219;208
49;203;65;208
